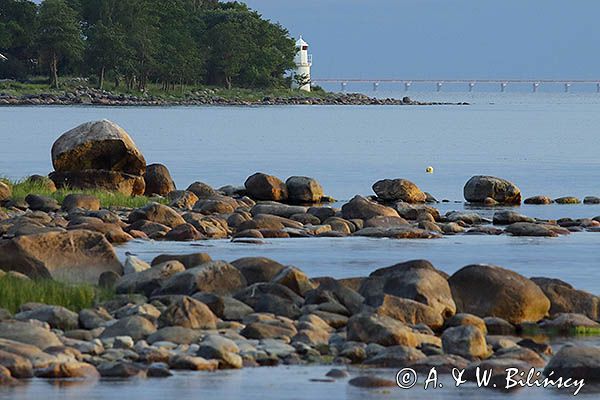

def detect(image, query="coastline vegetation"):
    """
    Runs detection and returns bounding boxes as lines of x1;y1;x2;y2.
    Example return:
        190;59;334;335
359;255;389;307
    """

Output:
1;0;302;93
3;177;166;208
0;275;114;313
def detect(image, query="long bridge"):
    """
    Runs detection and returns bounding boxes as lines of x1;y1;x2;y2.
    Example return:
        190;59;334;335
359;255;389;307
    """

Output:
311;78;600;92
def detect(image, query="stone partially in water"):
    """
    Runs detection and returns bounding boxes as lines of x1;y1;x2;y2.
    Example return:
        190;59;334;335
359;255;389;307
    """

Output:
244;173;288;202
463;175;521;205
285;176;324;204
372;178;426;203
144;163;176;196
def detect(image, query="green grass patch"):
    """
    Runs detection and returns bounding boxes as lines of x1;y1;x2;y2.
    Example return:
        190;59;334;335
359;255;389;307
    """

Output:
5;177;165;209
0;275;114;314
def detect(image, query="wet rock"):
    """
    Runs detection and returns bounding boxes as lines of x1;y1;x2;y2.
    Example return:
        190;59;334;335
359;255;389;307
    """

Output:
0;365;18;386
442;325;490;359
147;362;172;377
305;277;364;315
129;203;185;228
493;210;535;225
554;196;580;204
25;194;59;212
484;317;516;335
505;222;559;237
531;277;599;320
35;361;99;379
144;164;175;196
326;368;349;378
116;260;186;297
449;264;550;324
163;223;202;241
169;355;218;371
100;316;156;340
347;312;419;347
353;226;439;239
197;334;242;369
15;305;78;331
583;196;600;204
158;261;246;296
539;313;600;333
0;320;62;349
61;194;100;212
464;176;521;205
341;195;399;220
151;253;212;269
544;345;600;381
158;296;217;329
0;349;33;378
285;176;324;204
51;120;146;175
445;211;486;225
348;375;397;388
372;178;426;203
231;257;286;284
524;195;553;205
493;346;546;367
362;345;426;367
244;173;288;202
97;361;147;378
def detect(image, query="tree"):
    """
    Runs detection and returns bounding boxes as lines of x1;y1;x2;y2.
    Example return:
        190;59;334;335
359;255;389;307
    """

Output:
0;0;38;79
85;21;129;89
36;0;84;88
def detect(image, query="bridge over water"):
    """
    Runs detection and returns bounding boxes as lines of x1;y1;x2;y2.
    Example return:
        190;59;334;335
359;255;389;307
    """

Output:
311;78;600;93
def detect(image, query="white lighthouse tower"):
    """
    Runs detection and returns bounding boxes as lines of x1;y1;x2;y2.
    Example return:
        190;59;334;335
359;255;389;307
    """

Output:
292;36;312;92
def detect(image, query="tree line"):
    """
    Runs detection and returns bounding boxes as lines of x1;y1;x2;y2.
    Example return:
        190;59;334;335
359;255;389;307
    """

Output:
0;0;297;90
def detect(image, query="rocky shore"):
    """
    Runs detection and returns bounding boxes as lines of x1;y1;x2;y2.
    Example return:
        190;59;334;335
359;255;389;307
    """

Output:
0;87;468;107
1;119;600;391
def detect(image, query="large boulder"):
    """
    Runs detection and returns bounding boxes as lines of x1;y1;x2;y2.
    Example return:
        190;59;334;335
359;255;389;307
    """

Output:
115;260;186;297
244;173;288;201
128;203;185;228
158;261;247;296
463;176;521;204
531;277;600;320
448;264;550;324
158;296;217;329
346;312;420;347
100;316;156;340
144;164;176;196
49;170;145;196
231;257;286;284
441;325;490;359
341;195;399;220
51;120;146;176
372;179;426;203
0;320;62;349
0;230;123;283
14;305;78;331
366;294;445;329
544;345;600;382
285;176;324;204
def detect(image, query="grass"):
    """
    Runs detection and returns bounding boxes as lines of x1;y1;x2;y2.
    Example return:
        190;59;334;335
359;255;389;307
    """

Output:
3;177;165;209
0;77;333;102
0;275;114;314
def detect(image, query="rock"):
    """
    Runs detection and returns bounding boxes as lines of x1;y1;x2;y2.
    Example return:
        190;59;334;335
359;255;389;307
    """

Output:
35;361;99;379
124;254;151;275
115;260;186;297
164;223;202;241
14;305;78;331
505;222;559;237
24;175;57;193
544;345;600;381
348;376;397;388
100;316;156;340
79;307;113;330
347;312;419;347
326;368;349;378
244;173;288;201
584;196;600;204
235;283;303;318
169;355;218;371
158;261;246;296
531;277;599;320
147;326;201;345
362;345;426;367
49;169;146;196
147;363;172;377
341;195;399;220
197;334;242;369
144;164;176;196
484;317;516;335
51;120;146;176
367;294;444;329
0;320;62;349
192;293;253;321
97;361;147;378
168;190;199;210
61;194;100;212
410;354;470;373
0;230;123;283
0;365;18;386
524;195;553;205
539;313;600;333
271;266;316;296
492;211;535;225
158;296;217;329
449;264;550;324
0;349;33;378
372;178;426;203
231;257;286;284
128;203;185;228
24;194;59;212
240;322;296;340
0;182;11;202
305;277;365;315
441;325;490;359
285;176;324;204
184;182;216;199
151;253;212;269
463;175;521;204
250;202;307;218
554;196;580;204
444;313;487;334
360;260;455;319
353;226;438;239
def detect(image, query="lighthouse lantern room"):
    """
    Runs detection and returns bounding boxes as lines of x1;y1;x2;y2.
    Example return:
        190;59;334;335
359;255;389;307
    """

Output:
292;36;312;92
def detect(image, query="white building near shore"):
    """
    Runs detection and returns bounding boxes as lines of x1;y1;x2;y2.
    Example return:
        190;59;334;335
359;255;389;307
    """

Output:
291;36;312;92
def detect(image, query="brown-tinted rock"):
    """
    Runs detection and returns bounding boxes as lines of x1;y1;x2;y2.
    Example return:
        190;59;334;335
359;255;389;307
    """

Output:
128;203;185;228
61;194;100;212
367;294;444;329
158;261;246;296
0;320;62;349
244;173;288;201
372;178;426;203
463;175;521;205
531;277;600;320
285;176;324;204
151;253;212;269
49;169;145;196
144;164;176;196
341;195;399;220
544;345;600;382
158;296;217;329
442;325;491;359
347;312;420;347
100;316;156;340
231;257;286;284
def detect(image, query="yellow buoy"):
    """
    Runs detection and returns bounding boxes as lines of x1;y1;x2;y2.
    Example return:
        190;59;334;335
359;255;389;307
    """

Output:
426;166;434;174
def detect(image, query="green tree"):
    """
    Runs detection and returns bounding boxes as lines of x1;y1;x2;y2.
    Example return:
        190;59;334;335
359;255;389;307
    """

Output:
36;0;84;88
0;0;38;79
85;21;129;89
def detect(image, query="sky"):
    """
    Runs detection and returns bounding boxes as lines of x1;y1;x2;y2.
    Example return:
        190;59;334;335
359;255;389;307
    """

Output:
243;0;600;80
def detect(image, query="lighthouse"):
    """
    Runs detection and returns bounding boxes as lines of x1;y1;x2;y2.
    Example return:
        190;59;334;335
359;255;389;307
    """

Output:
292;36;312;92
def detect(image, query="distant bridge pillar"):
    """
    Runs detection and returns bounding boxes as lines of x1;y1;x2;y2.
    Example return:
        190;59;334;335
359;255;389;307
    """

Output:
500;82;507;92
436;82;443;92
468;82;475;92
373;82;379;91
404;81;412;91
341;82;347;92
532;82;540;93
564;83;571;93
